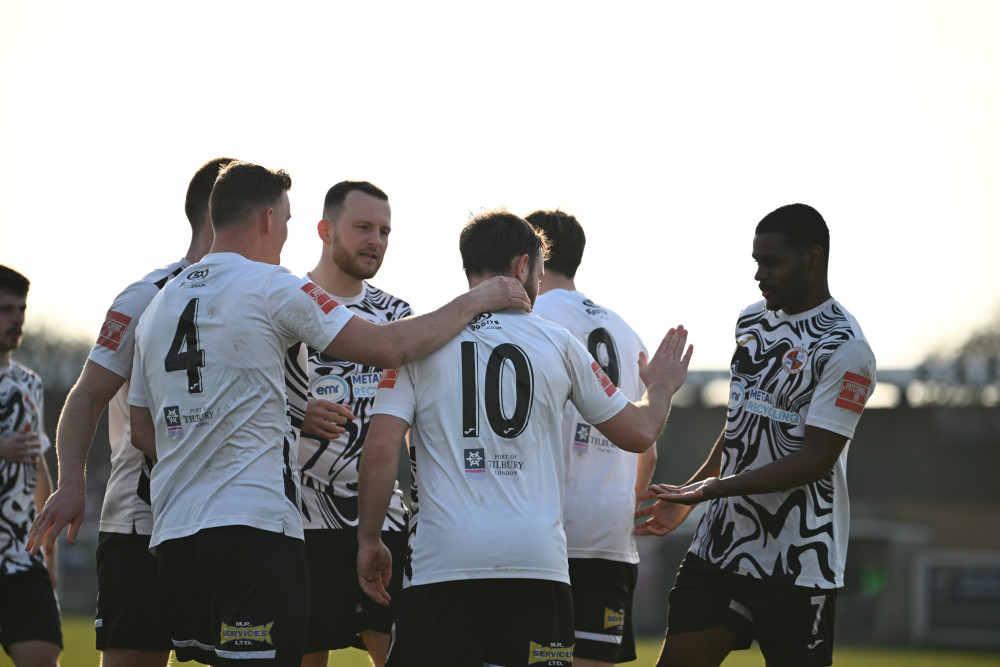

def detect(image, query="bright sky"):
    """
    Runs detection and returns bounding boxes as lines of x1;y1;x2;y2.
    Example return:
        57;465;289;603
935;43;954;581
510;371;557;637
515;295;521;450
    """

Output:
3;1;998;370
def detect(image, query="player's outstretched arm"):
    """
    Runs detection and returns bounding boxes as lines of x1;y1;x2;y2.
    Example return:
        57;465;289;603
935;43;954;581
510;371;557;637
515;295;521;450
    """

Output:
653;426;848;505
325;276;529;369
357;414;409;607
26;361;124;555
594;326;693;453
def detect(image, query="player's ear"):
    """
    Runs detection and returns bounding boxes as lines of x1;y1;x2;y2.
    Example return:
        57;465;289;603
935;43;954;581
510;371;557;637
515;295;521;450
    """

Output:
510;254;531;281
317;219;332;243
260;207;274;235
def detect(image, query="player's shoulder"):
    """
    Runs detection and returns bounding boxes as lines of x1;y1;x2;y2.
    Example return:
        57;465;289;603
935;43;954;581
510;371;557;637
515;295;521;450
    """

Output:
5;360;42;387
110;258;191;312
362;282;414;319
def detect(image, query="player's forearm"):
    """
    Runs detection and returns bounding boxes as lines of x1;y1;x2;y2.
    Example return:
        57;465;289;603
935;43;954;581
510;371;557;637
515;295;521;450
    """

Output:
714;442;840;497
53;389;105;488
635;445;658;500
357;440;401;543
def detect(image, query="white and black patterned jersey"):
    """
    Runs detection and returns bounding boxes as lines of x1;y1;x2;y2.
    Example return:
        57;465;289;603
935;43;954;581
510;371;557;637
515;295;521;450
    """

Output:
534;289;647;564
292;281;411;531
87;258;189;535
689;297;876;589
372;309;629;587
0;361;50;574
128;253;355;549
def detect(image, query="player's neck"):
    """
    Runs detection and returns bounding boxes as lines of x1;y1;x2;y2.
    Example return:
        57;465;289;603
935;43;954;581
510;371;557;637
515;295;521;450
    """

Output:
538;272;575;295
0;350;11;366
309;261;364;300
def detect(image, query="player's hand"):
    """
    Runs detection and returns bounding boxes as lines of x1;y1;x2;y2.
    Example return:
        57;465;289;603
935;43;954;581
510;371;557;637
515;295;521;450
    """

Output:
0;421;41;464
358;539;394;607
634;488;696;536
26;484;86;555
302;398;354;440
650;478;722;506
468;276;530;314
639;325;693;396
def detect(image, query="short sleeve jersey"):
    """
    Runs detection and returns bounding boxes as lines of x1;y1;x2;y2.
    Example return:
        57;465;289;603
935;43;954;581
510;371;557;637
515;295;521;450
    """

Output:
534;289;647;564
128;253;355;549
0;361;51;574
294;281;412;531
87;258;189;535
372;309;629;587
689;298;876;589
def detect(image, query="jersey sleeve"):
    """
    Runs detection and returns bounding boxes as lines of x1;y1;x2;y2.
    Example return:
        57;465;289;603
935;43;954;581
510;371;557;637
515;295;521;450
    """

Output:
267;273;356;351
87;280;162;380
370;365;416;426
805;338;876;439
127;342;150;409
565;335;629;425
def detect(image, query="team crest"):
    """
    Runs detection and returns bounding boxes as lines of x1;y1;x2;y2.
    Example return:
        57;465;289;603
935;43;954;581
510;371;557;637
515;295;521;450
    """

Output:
782;347;808;374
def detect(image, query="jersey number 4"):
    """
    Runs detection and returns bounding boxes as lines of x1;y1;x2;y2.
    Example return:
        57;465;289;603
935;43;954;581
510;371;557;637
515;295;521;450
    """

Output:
164;298;205;393
461;341;534;439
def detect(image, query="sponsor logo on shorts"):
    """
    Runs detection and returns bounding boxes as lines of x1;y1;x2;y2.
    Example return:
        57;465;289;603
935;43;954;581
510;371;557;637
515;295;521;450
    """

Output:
220;621;274;647
301;281;339;314
97;310;132;352
378;368;400;389
164;406;182;439
782;347;808;374
591;361;616;397
604;607;625;630
573;423;591;451
464;448;485;479
733;384;801;425
528;640;573;665
311;375;350;403
835;371;871;414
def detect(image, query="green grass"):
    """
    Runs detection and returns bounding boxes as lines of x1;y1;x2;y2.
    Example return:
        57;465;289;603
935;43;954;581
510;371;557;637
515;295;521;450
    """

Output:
6;615;998;666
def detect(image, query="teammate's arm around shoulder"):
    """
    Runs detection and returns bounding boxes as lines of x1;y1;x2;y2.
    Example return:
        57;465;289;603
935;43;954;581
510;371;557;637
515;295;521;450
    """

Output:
357;413;410;608
26;360;126;556
324;276;529;369
593;325;693;453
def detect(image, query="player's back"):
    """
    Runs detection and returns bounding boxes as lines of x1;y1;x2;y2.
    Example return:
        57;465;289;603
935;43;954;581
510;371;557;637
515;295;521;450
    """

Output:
374;308;627;586
534;288;647;562
133;252;353;548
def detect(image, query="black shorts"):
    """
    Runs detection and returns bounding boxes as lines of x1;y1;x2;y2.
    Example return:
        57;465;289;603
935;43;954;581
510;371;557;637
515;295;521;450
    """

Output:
157;526;309;666
303;528;406;652
667;553;838;667
0;568;62;653
568;558;637;663
387;579;574;667
95;530;171;651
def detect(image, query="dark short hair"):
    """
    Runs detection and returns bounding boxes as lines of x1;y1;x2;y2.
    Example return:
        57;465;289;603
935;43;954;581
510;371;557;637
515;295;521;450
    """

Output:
755;203;830;260
525;209;585;279
210;162;292;230
185;157;237;230
459;210;550;278
323;181;389;221
0;265;29;296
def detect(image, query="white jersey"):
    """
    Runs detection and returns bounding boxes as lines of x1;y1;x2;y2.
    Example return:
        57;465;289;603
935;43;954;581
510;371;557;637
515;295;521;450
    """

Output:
87;258;190;535
534;289;647;563
689;298;876;589
294;281;411;531
372;309;629;587
128;253;355;549
0;361;51;574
